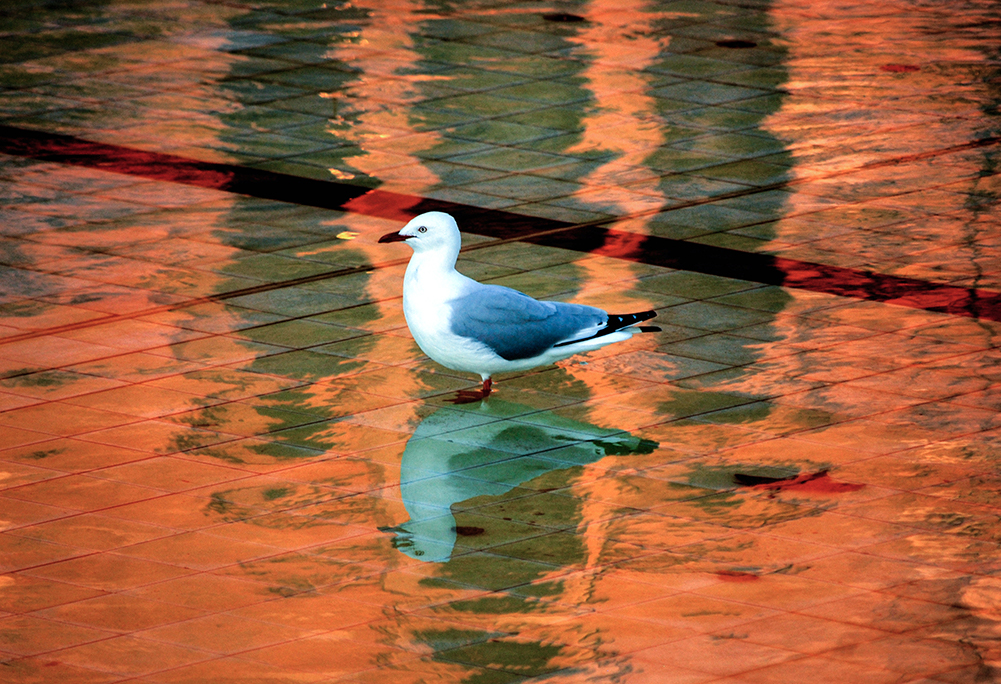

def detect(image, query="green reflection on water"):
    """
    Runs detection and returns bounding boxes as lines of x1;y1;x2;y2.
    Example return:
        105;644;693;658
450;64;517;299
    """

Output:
388;398;658;563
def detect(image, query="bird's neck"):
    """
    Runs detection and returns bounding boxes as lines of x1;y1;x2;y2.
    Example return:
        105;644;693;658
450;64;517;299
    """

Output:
405;248;460;288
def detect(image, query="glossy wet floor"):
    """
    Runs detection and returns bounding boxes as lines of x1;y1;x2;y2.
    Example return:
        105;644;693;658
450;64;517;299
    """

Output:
1;1;999;682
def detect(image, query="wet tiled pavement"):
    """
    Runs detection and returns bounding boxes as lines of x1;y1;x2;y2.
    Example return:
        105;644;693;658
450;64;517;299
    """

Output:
1;0;1001;682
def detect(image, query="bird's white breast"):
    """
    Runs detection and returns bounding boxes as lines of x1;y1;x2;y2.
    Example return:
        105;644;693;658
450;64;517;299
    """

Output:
402;259;500;375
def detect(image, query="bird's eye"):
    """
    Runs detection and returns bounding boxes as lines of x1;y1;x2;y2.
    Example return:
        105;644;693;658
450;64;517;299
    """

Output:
417;226;427;233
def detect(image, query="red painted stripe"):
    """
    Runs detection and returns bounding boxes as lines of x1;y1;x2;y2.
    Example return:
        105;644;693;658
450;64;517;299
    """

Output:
1;124;999;323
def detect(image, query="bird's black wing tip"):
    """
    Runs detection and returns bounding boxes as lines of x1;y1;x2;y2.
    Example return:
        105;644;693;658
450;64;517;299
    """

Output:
553;310;658;348
608;310;657;329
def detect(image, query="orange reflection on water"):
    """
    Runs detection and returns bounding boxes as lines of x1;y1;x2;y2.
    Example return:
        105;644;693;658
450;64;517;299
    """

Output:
331;0;445;196
3;0;1001;681
566;0;670;220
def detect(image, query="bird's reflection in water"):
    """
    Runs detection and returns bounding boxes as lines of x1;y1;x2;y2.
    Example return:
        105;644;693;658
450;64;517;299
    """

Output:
385;400;657;562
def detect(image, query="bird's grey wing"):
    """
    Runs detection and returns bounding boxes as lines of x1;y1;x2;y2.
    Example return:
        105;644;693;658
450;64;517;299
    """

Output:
449;284;607;361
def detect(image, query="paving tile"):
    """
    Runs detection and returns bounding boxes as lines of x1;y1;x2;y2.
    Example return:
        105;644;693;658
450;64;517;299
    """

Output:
635;632;800;676
0;613;114;657
801;591;965;633
125;573;271;615
94;455;253;493
0;424;54;450
0;401;137;437
2;472;162;513
79;419;236;455
0;656;123;684
0;532;87;573
242;632;419;674
229;593;382;633
716;612;890;655
97;492;224;531
141;611;306;655
64;351;206;383
144;366;306;400
62;384;210;418
23;551;195;593
0;459;63;491
115;530;280;571
825;634;983;676
34;589;206;635
0;437;147;473
736;655;903;684
8;512;171;552
608;590;780;633
53;634;212;677
54;318;208;352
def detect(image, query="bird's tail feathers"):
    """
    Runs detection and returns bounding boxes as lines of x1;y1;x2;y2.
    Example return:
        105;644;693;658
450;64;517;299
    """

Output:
553;310;657;348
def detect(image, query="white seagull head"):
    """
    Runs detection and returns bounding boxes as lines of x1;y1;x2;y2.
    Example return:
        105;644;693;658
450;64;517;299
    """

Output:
378;211;460;256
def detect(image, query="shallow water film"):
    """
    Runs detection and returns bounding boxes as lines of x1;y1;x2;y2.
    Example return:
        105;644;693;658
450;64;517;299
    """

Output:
1;0;1001;682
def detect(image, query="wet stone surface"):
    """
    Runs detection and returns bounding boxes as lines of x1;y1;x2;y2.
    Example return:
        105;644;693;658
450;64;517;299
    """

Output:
1;0;1001;682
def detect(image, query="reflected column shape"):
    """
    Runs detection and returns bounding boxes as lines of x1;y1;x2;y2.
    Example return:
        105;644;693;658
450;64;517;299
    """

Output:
554;2;668;596
329;0;444;195
200;0;446;467
565;0;670;248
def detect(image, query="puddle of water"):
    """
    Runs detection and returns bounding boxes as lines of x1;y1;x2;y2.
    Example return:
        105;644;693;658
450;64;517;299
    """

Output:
0;0;1000;681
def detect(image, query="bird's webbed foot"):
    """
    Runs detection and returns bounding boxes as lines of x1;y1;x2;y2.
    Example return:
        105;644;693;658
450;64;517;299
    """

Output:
446;378;493;405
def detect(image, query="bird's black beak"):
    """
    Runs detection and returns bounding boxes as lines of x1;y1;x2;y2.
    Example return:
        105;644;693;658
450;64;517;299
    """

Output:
378;231;410;243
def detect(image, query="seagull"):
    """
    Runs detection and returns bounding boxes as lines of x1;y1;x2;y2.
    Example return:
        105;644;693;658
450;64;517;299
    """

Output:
379;211;659;400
